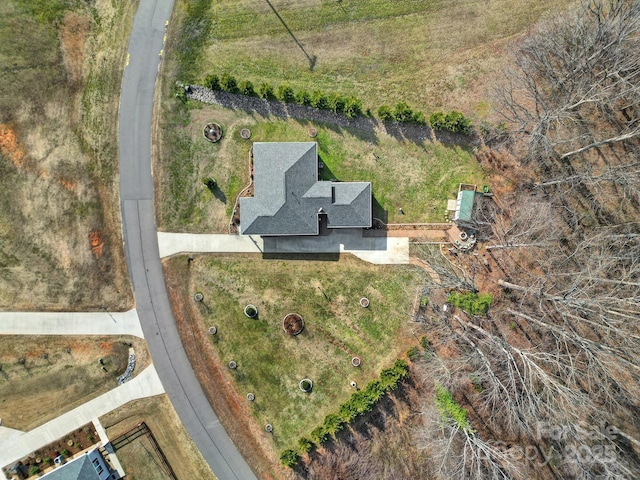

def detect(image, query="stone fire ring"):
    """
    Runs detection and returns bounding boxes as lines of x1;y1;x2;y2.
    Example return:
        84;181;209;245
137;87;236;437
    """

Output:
283;313;304;335
203;122;223;143
359;297;370;308
240;128;251;139
352;356;361;367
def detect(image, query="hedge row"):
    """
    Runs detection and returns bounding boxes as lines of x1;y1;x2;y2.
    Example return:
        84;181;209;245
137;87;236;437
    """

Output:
448;291;493;316
377;102;426;125
201;73;436;126
280;359;410;468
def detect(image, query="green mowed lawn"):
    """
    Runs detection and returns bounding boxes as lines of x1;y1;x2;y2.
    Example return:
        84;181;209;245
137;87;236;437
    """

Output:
172;0;572;113
189;254;421;449
156;105;485;232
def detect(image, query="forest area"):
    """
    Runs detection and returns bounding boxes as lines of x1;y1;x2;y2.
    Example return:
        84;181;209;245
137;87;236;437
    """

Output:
298;1;640;479
417;0;640;478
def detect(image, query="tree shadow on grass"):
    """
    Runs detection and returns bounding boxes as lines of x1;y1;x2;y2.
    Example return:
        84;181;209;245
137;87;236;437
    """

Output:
212;188;227;204
297;378;418;479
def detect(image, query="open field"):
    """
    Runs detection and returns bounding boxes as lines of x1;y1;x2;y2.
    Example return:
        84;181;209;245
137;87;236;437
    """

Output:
0;336;149;431
155;104;484;232
0;0;134;310
164;253;422;454
170;0;573;116
101;394;216;480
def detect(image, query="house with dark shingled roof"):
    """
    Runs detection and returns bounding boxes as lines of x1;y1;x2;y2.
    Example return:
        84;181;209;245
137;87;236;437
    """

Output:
39;448;116;480
240;142;372;236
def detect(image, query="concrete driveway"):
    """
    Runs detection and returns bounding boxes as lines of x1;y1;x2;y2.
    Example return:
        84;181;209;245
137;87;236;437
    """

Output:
157;230;410;264
0;309;144;338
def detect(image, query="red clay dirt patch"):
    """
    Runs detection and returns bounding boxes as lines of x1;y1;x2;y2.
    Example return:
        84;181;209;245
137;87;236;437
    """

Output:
0;124;25;167
88;229;105;258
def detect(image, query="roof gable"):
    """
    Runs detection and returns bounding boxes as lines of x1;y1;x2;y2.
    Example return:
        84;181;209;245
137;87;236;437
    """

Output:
240;142;371;235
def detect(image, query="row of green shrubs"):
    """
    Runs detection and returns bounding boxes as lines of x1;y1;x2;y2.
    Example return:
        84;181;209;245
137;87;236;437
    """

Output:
448;291;493;315
204;73;364;119
201;73;472;132
279;359;410;468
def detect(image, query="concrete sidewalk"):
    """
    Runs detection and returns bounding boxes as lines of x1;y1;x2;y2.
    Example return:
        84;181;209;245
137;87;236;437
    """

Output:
157;231;409;264
0;309;144;338
0;364;164;469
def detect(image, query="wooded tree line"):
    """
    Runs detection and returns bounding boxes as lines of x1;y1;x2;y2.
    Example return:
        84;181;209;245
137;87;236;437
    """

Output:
414;1;640;479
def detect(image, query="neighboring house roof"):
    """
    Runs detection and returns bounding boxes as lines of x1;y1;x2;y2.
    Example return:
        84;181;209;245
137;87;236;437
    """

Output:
41;450;108;480
453;189;476;223
240;142;372;235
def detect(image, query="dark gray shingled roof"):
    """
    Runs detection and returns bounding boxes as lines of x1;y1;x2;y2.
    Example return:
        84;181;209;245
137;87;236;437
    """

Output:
41;454;102;480
240;142;372;236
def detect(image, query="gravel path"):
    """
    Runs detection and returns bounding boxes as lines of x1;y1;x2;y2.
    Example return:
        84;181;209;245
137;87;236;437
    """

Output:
187;85;439;143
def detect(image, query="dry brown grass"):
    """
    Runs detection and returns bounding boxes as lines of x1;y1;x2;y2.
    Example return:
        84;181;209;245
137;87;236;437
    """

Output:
0;336;149;431
0;0;135;311
101;394;217;480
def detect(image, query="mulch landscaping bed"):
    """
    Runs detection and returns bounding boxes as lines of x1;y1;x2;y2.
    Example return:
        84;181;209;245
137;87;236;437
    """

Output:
4;423;98;478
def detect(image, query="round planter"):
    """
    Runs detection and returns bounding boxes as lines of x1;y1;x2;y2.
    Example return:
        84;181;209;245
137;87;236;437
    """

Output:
359;297;370;308
299;378;313;392
203;123;223;143
228;361;237;369
308;127;317;138
244;304;258;318
460;231;468;241
265;424;273;433
283;313;304;335
351;356;361;367
208;326;217;335
247;393;255;401
240;128;251;139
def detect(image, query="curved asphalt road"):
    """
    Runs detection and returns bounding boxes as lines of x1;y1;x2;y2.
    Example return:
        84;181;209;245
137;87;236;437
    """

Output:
118;1;257;479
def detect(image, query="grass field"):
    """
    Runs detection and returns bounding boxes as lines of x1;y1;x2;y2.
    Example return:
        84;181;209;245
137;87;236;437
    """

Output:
177;254;421;450
0;336;149;431
170;0;573;115
101;395;216;480
156;104;484;232
0;0;134;310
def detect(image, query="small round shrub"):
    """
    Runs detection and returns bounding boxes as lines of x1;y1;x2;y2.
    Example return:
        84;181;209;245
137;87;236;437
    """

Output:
276;83;295;103
257;82;274;99
220;73;238;93
329;93;347;113
393;101;414;122
377;104;394;121
238;80;255;96
204;73;220;91
344;97;363;118
311;90;330;109
295;89;312;106
280;448;300;468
